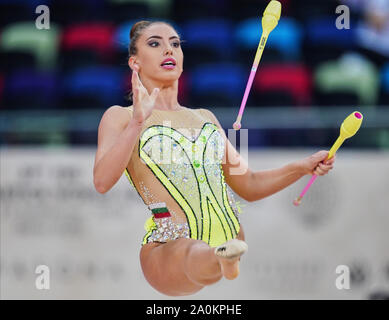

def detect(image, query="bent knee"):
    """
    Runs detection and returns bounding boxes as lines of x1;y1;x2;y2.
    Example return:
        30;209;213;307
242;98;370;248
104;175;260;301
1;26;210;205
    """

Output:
139;241;207;296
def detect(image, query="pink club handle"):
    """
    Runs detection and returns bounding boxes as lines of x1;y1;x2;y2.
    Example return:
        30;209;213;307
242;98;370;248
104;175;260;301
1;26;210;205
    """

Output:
237;68;257;118
299;174;317;198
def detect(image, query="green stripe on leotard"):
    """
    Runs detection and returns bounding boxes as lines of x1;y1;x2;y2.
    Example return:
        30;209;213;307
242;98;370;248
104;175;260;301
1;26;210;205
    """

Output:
137;122;240;247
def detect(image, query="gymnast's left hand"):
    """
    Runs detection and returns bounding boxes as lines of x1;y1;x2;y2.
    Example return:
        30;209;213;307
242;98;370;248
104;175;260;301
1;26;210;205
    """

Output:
298;150;336;176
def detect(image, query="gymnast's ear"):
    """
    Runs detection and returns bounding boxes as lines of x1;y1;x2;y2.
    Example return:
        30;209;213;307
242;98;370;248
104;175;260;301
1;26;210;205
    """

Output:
128;57;139;71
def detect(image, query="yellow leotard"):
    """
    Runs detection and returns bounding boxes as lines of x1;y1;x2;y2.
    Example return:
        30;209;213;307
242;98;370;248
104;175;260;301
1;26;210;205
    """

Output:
123;106;241;247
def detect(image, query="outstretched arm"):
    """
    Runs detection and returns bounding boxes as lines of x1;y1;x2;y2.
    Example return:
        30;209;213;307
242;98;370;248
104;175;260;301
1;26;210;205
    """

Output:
202;109;335;202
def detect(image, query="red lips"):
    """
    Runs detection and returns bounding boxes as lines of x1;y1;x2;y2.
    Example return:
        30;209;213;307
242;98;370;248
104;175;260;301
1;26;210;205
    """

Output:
161;58;176;66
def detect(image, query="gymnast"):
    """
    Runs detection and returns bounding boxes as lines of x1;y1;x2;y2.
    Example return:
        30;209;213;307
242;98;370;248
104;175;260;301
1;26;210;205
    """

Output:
93;20;336;296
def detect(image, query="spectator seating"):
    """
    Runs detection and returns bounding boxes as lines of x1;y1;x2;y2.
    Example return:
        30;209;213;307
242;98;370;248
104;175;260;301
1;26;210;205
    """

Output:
379;63;389;105
235;17;303;61
303;16;356;66
0;51;36;74
108;0;173;18
254;63;312;106
60;22;117;69
0;22;60;70
314;53;379;106
50;0;106;25
180;19;235;68
189;63;246;107
3;69;58;109
61;66;125;109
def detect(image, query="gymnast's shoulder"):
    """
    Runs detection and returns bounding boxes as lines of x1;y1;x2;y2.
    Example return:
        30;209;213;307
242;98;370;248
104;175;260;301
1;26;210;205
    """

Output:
197;107;220;125
101;105;219;124
97;105;133;130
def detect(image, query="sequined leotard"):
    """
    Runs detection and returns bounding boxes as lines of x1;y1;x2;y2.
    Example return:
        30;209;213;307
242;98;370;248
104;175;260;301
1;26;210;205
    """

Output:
124;106;241;248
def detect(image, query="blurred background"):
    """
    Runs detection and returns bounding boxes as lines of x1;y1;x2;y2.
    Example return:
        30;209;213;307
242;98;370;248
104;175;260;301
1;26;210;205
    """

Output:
1;0;389;299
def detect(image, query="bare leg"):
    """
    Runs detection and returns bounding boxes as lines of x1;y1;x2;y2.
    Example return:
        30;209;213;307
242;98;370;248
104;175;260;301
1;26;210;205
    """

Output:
140;226;246;296
184;240;224;286
185;237;246;283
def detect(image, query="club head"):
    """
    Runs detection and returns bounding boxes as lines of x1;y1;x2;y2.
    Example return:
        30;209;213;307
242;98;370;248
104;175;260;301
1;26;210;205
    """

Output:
262;0;282;34
340;111;363;139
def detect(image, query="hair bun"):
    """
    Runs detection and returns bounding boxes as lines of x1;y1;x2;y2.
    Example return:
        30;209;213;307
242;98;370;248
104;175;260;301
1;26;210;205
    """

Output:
130;20;150;39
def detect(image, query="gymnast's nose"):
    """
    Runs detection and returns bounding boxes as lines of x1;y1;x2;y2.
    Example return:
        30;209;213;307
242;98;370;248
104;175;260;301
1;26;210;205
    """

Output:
164;44;173;56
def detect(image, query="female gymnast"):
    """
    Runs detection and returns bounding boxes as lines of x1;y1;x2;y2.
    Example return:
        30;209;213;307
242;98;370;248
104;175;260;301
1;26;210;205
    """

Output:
93;20;336;296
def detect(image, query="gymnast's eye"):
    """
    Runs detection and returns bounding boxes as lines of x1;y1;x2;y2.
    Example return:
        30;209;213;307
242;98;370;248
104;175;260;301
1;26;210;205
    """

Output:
172;41;181;48
149;41;159;47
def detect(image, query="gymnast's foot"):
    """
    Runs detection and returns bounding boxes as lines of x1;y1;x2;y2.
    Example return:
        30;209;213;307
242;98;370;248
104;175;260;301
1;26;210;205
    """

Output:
214;239;248;280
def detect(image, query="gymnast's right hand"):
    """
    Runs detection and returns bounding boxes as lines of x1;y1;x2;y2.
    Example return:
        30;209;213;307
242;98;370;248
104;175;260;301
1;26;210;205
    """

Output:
131;65;160;125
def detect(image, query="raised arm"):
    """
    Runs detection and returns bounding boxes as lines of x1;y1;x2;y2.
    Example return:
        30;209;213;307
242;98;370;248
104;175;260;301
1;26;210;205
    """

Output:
202;109;336;202
93;67;160;194
93;106;142;194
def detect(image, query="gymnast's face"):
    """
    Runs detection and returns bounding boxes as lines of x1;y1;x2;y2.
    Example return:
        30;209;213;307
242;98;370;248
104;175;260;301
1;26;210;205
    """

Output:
129;23;183;84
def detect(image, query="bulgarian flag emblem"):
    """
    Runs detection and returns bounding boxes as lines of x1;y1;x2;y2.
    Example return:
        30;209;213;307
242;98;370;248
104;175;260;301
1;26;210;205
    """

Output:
148;202;171;219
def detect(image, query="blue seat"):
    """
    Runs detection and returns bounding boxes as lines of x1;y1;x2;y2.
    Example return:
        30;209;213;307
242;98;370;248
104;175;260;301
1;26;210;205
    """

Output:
382;63;389;93
234;17;303;60
189;63;245;107
62;66;125;108
306;16;356;48
114;20;138;51
3;69;58;109
181;19;234;58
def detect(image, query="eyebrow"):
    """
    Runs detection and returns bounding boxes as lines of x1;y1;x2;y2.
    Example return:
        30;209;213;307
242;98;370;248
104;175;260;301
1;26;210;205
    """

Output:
146;35;180;41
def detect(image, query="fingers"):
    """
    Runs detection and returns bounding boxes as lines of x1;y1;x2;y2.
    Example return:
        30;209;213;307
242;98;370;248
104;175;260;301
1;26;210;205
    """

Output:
320;162;333;171
314;166;326;175
133;87;139;104
315;150;329;161
131;69;139;91
135;70;145;89
323;155;336;165
314;162;334;175
313;153;336;175
131;70;145;105
131;68;144;90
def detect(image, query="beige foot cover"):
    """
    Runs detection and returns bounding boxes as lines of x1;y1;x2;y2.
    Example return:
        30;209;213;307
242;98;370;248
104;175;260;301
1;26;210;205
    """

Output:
214;239;248;259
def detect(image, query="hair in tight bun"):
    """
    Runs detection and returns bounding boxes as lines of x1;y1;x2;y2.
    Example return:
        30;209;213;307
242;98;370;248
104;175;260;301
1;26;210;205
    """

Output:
128;20;154;56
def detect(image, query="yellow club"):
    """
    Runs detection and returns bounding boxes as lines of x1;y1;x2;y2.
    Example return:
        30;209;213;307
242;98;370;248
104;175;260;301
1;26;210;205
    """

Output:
262;0;281;35
233;1;282;130
328;111;363;159
293;111;364;206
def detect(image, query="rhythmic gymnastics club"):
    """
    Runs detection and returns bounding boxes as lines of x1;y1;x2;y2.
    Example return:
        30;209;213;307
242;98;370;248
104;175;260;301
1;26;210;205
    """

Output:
293;111;364;206
233;0;282;131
